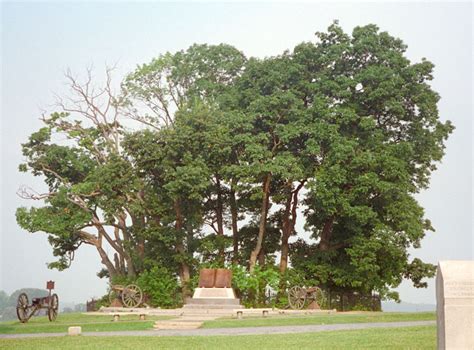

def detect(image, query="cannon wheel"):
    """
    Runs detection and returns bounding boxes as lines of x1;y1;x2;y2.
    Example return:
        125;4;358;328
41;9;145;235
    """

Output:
121;284;143;308
308;287;325;308
288;286;306;310
48;294;59;321
16;293;29;323
109;287;121;305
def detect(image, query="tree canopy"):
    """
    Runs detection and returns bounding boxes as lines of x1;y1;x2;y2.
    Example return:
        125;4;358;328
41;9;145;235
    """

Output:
17;23;453;305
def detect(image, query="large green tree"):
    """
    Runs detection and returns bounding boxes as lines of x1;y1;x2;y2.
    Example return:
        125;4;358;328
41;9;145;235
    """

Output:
123;44;247;293
288;22;453;299
16;68;147;279
233;54;313;272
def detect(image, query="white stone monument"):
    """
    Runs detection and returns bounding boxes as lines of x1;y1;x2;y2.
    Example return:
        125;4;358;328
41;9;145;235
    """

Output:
68;326;82;336
436;260;474;349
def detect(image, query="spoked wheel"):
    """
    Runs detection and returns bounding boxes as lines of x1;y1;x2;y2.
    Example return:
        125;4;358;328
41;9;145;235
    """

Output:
288;286;306;310
109;288;121;305
16;293;29;323
48;294;59;321
121;284;143;308
308;287;325;308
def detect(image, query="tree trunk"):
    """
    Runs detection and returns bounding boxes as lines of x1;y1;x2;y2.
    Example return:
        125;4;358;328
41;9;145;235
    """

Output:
215;176;225;264
177;241;191;296
125;256;136;279
137;215;146;261
279;181;304;275
319;216;335;251
96;245;118;279
278;182;305;299
230;180;239;263
279;189;292;275
257;249;265;266
94;215;136;278
77;230;119;279
174;199;191;296
113;226;127;275
114;253;121;272
249;174;271;272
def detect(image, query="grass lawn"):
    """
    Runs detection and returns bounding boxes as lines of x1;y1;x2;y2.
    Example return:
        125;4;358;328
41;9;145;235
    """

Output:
202;311;436;328
0;311;435;335
0;312;172;334
0;325;436;349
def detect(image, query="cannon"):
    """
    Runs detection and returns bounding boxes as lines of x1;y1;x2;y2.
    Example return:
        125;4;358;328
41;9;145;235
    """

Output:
16;281;59;323
287;286;324;310
109;284;143;308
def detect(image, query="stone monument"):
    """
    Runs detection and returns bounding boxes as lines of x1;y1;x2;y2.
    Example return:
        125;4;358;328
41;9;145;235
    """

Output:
184;268;243;309
436;260;474;349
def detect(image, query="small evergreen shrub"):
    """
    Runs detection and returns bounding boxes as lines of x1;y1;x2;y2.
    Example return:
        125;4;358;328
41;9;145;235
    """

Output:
136;267;181;308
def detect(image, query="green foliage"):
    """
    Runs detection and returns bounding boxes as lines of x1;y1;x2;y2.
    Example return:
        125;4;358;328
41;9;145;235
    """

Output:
94;293;112;310
404;258;436;288
136;267;181;308
231;264;280;307
0;291;8;312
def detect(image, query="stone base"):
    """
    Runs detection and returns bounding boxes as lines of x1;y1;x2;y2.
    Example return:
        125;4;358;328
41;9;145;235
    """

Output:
185;287;242;309
192;287;235;299
185;297;241;305
68;326;82;336
436;261;474;350
154;320;203;330
183;302;243;310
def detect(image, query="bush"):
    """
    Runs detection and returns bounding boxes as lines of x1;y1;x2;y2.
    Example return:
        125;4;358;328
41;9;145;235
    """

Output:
94;293;111;310
136;267;181;308
230;264;279;307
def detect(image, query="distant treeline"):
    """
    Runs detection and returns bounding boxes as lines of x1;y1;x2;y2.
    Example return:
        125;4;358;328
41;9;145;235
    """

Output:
0;289;85;321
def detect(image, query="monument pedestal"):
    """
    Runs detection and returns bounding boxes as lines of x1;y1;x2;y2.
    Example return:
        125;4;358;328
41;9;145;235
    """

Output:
184;288;243;309
184;269;243;309
436;260;474;350
193;287;236;299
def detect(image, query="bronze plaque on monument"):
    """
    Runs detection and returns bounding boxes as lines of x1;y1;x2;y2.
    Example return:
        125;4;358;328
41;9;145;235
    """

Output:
198;268;216;288
214;269;232;288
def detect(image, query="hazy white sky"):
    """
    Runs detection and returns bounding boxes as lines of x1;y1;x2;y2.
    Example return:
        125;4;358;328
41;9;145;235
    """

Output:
1;1;472;305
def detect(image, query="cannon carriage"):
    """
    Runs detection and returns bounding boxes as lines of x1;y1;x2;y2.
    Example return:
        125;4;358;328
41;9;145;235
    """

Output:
108;284;143;308
16;281;59;323
287;285;325;310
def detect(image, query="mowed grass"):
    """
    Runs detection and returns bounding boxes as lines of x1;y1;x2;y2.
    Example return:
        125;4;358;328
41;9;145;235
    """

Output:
202;311;436;328
0;311;435;335
0;312;172;334
0;325;436;349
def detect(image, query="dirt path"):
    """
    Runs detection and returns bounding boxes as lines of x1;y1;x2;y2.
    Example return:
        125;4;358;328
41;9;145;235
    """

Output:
0;320;435;339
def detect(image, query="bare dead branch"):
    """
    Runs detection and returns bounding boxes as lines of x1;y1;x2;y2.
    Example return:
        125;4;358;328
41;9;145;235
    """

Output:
57;66;125;154
17;186;55;200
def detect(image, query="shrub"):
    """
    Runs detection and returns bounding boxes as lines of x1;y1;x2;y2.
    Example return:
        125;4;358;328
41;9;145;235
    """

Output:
136;267;181;308
94;293;111;310
230;264;279;307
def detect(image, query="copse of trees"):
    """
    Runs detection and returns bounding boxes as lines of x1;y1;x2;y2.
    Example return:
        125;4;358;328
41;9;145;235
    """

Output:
16;23;453;307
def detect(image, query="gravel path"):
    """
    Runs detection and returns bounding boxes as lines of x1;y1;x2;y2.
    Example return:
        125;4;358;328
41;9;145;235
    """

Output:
0;320;435;339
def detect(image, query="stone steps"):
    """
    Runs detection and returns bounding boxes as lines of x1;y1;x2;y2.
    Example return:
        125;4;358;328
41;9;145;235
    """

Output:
183;303;244;310
153;320;203;330
179;315;220;321
185;297;241;305
153;313;222;330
